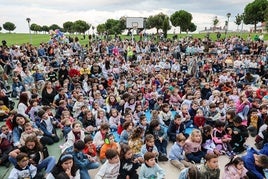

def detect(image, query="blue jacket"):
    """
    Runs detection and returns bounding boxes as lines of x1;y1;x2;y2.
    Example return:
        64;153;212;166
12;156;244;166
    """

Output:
169;142;185;161
242;148;265;179
39;118;56;137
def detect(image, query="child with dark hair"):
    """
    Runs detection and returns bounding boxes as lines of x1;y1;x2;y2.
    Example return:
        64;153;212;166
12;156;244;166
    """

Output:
93;123;110;151
202;125;221;156
8;152;37;179
47;153;80;179
140;134;159;160
128;126;144;162
167;114;186;142
223;156;248;179
242;147;268;179
83;135;97;158
212;120;234;157
148;119;168;161
72;140;100;179
100;133;120;163
230;116;249;153
139;152;165;178
120;121;134;145
95;149;120;179
199;153;220;179
118;144;140;179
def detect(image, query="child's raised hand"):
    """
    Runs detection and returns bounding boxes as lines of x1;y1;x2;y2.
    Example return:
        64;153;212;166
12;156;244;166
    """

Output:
65;168;72;177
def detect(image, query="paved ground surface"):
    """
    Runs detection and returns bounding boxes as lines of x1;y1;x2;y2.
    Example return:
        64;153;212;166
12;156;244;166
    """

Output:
0;129;256;179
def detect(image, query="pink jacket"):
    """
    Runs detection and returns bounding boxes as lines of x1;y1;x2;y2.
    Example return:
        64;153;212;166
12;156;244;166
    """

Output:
223;165;248;179
235;100;250;113
184;139;202;154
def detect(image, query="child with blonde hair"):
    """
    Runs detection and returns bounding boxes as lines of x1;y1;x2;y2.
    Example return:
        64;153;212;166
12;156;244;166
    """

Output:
184;129;205;163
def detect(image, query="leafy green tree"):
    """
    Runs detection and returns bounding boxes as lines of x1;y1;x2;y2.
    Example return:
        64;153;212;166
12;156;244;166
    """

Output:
97;24;106;34
234;13;243;31
63;21;74;33
0;26;2;31
243;0;268;32
162;17;170;38
73;20;90;34
170;10;195;34
213;16;219;31
188;22;197;32
146;13;169;33
30;23;42;34
49;24;61;31
3;22;16;33
42;25;49;34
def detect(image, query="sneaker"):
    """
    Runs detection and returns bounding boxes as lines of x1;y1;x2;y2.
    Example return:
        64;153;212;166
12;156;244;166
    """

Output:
158;154;168;162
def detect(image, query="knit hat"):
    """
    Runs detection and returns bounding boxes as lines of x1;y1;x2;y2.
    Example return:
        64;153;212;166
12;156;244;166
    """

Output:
37;109;46;118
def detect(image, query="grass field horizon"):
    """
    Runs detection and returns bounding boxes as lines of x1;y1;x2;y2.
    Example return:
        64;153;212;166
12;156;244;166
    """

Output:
0;32;267;47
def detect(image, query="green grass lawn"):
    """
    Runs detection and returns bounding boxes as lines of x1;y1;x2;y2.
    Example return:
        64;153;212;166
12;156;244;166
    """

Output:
0;32;267;47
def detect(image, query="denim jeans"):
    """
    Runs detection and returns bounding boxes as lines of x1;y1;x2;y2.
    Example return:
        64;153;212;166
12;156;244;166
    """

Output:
237;105;250;121
37;156;56;174
9;156;56;174
80;161;100;179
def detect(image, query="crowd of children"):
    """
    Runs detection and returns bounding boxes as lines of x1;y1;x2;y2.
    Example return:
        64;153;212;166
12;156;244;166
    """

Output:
0;33;268;178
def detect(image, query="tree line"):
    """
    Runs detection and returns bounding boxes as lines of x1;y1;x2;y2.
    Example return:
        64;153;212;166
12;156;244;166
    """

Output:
0;0;267;35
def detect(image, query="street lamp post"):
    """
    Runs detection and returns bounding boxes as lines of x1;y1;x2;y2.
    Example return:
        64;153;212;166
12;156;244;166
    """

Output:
225;13;231;38
26;18;32;44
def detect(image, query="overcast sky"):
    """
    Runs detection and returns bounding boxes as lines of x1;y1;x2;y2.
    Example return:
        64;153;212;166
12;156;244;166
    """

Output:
1;0;254;33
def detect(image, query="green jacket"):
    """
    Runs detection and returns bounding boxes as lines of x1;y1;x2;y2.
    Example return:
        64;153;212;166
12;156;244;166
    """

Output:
200;165;220;179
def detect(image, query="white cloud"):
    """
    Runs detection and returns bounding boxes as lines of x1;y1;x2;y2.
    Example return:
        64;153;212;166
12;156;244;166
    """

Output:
0;0;254;33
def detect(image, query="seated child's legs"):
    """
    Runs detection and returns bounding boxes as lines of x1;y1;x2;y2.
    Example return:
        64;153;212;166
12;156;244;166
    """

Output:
186;151;204;163
170;160;193;171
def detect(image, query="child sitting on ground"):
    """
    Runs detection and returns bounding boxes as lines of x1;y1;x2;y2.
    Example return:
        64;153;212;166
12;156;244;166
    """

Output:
230;116;249;154
212;120;234;157
8;152;37;179
184;129;205;163
169;133;194;171
100;133;120;163
118;144;140;179
72;140;100;179
20;122;43;146
95;149;120;179
167;114;187;142
140;134;159;161
139;152;165;179
199;153;220;179
83;135;97;159
223;156;248;179
148;119;168;161
93;123;110;152
202;125;221;156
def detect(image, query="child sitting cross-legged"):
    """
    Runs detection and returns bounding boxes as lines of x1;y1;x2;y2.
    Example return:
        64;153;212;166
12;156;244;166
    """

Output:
169;133;194;171
212;120;234;157
184;129;205;163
